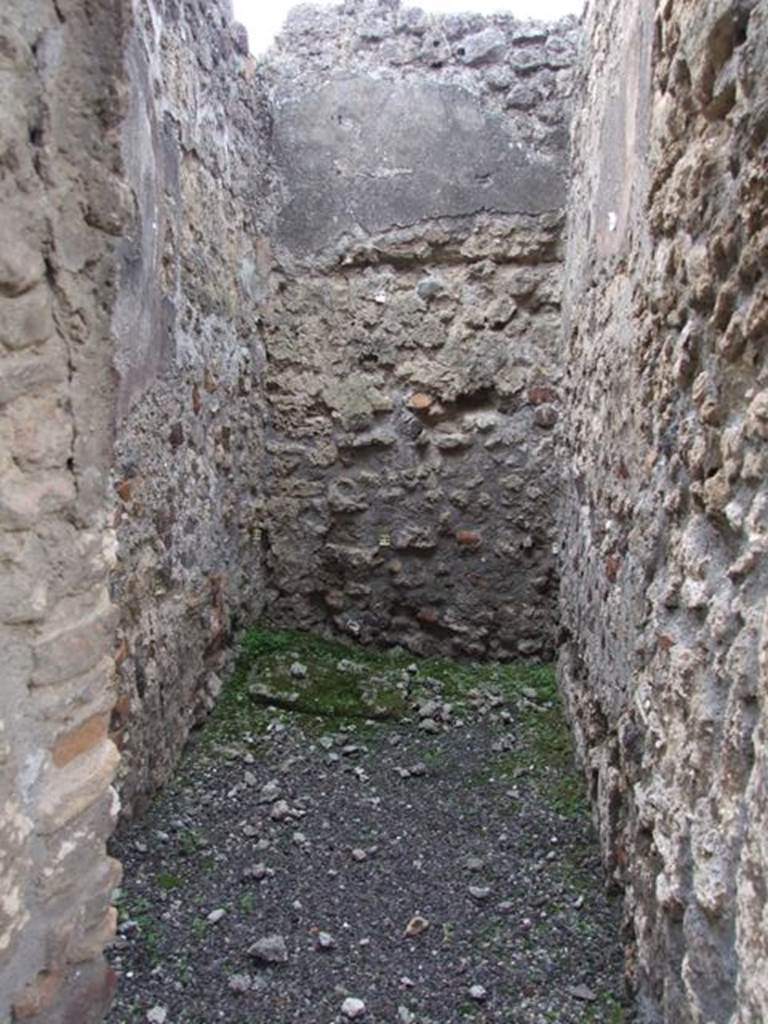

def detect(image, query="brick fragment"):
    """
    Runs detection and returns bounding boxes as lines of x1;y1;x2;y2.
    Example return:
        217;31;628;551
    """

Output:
455;530;482;548
52;713;109;768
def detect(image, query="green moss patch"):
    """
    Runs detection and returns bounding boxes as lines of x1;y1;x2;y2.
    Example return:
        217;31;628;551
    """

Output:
204;624;587;818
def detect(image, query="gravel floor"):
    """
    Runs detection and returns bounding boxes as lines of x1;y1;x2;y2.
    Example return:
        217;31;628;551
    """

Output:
107;637;631;1024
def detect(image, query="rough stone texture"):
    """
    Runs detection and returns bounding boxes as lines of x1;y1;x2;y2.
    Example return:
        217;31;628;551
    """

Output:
4;0;767;1019
1;0;272;1015
264;2;577;266
0;0;126;1019
271;76;566;258
559;0;768;1021
259;4;576;659
261;227;564;659
110;0;271;816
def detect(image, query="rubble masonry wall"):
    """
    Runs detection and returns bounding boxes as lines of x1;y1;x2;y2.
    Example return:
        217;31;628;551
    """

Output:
560;0;768;1019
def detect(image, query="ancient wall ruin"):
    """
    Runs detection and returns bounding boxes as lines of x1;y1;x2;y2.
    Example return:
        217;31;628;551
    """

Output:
560;0;768;1020
1;1;578;1013
110;0;270;817
1;1;127;1018
258;5;577;659
2;0;767;1021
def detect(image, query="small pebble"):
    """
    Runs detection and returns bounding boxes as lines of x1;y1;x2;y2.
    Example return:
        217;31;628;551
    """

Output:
206;908;226;924
469;885;492;900
469;984;487;1002
270;800;292;821
259;780;281;804
404;914;429;937
248;933;289;964
228;973;252;993
418;718;440;734
569;983;597;1002
243;863;268;881
341;996;366;1019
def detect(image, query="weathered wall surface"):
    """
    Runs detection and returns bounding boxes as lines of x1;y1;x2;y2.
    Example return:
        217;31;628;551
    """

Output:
560;0;768;1020
260;3;577;658
1;0;273;1015
110;0;271;816
8;0;767;1021
266;0;576;266
0;1;128;1019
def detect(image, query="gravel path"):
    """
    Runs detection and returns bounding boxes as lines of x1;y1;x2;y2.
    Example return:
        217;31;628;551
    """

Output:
107;635;631;1024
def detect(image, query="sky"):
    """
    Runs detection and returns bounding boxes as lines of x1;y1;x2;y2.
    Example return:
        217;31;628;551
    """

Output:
232;0;583;54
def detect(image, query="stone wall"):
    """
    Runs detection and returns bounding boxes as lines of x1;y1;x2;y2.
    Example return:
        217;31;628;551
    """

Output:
1;1;128;1019
559;0;768;1020
1;0;272;1016
259;3;577;659
5;0;767;1021
110;0;271;816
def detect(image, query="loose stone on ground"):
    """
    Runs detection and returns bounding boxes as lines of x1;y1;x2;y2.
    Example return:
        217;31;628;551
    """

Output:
106;634;629;1023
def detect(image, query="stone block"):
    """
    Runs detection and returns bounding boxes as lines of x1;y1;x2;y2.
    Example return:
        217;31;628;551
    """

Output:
746;390;768;440
328;478;369;513
9;393;72;469
37;959;117;1024
506;84;539;110
456;28;506;66
0;286;56;350
0;227;45;298
0;346;68;409
35;739;119;835
12;970;63;1020
78;856;122;929
432;432;473;450
51;713;110;768
30;657;116;728
0;467;76;531
68;907;118;964
0;532;48;624
392;526;438;551
32;599;115;688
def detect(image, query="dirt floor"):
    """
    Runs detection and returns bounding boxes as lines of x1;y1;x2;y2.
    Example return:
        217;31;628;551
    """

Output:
106;628;632;1024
